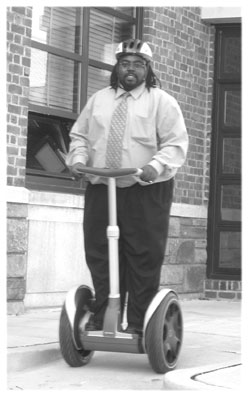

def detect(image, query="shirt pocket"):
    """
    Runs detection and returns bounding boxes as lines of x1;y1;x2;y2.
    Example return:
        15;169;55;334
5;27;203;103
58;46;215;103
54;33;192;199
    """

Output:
131;108;156;147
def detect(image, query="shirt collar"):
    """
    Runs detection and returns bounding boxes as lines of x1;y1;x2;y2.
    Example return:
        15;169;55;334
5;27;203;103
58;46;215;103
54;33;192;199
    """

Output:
114;83;146;100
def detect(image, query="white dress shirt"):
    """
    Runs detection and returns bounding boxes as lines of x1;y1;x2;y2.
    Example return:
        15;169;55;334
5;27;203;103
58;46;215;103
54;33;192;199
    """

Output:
66;83;188;187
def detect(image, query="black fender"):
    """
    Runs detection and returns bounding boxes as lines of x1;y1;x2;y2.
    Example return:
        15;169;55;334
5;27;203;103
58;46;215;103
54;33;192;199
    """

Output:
142;288;179;352
64;285;94;350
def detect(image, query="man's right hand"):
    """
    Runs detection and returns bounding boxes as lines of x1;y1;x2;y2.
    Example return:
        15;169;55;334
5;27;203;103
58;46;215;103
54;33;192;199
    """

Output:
69;162;85;180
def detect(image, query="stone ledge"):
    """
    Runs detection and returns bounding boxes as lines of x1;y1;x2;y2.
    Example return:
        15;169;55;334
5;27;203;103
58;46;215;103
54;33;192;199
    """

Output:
6;186;84;209
7;185;207;218
6;185;29;204
171;203;207;219
28;190;84;209
7;300;25;315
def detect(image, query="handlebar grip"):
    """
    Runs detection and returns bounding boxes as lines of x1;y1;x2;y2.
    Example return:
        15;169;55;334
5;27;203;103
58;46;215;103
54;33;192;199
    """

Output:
77;166;143;178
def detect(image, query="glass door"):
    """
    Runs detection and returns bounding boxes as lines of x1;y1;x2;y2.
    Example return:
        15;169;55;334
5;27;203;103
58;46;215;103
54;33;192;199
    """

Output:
207;25;241;279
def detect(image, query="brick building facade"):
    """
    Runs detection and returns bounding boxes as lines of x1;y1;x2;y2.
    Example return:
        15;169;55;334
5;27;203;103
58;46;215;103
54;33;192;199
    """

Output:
6;6;241;314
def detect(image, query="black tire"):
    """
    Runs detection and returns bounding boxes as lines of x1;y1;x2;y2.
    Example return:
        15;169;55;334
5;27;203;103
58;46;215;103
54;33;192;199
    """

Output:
59;304;94;367
145;292;183;374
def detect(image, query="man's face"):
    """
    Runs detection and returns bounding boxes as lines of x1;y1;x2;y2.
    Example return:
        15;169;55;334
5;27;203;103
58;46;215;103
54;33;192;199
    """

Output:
117;54;148;91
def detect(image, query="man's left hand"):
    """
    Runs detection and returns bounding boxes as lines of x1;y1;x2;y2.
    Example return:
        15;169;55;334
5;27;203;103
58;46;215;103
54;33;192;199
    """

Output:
140;165;158;183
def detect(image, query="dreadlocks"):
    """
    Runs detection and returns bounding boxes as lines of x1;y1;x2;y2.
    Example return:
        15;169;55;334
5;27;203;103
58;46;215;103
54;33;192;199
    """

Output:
110;62;162;91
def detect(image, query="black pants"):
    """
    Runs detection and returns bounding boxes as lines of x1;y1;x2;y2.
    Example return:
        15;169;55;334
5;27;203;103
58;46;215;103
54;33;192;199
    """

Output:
83;179;174;328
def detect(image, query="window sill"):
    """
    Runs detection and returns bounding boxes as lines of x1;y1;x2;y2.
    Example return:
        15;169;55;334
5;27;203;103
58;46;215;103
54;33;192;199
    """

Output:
7;185;84;209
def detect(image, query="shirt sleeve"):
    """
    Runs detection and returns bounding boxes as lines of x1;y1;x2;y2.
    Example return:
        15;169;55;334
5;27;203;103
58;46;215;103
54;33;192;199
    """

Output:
65;102;91;167
150;91;189;178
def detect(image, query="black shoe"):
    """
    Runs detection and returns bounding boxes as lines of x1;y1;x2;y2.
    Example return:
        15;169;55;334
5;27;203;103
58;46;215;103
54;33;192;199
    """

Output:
124;325;143;336
85;316;103;331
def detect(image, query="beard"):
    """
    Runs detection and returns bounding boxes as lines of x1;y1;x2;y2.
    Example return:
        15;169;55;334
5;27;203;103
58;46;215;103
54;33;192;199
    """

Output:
119;73;145;91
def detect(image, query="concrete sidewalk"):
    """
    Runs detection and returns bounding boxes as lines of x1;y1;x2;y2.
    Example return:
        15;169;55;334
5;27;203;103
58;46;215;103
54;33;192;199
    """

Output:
7;299;242;390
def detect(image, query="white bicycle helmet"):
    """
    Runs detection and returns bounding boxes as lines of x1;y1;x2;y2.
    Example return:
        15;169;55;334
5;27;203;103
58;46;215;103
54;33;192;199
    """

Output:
115;39;153;61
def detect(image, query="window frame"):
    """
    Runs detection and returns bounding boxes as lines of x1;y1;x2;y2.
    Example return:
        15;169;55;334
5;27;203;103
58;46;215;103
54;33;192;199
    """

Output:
26;6;143;193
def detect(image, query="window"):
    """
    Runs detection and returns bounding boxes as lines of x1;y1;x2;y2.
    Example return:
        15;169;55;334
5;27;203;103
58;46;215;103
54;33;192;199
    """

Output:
26;7;142;193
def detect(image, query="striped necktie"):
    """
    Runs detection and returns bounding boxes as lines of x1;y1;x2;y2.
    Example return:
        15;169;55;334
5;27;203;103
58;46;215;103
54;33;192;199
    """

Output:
105;92;130;168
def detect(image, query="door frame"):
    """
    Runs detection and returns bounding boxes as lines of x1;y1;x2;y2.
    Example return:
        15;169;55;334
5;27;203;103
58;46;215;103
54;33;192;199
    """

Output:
207;24;241;280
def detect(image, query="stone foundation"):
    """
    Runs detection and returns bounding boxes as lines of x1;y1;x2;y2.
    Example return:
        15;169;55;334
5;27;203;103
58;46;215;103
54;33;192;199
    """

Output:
7;188;29;314
160;212;207;296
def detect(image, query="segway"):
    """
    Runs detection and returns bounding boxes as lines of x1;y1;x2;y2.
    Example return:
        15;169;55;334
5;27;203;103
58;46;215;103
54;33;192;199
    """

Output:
59;166;183;374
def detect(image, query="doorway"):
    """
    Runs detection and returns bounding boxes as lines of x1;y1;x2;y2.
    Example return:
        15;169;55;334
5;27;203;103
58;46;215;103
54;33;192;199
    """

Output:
207;24;241;280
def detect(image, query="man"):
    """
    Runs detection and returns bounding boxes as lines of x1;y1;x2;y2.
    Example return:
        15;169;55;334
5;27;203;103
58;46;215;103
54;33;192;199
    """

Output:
66;39;188;334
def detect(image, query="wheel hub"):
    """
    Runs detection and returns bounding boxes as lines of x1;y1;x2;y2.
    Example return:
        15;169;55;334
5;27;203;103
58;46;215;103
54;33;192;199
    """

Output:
163;303;182;362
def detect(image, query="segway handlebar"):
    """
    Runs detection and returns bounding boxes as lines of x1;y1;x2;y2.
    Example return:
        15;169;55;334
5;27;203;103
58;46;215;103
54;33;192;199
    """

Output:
76;166;143;178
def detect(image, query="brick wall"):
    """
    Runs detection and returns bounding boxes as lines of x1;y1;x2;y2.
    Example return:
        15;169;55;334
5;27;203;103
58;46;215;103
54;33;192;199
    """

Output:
7;7;32;187
7;7;32;313
204;279;241;301
143;7;215;206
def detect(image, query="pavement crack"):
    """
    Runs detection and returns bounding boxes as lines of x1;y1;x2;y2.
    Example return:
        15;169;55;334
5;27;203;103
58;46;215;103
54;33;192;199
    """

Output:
9;386;23;390
9;341;59;349
188;331;239;338
191;362;241;388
